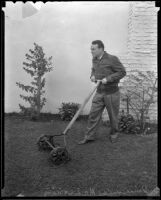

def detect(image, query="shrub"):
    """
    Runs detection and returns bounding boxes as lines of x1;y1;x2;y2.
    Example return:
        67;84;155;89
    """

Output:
16;42;53;120
58;102;80;121
120;70;157;133
119;113;140;134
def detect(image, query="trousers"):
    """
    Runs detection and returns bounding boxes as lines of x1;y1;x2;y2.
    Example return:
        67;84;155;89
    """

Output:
85;90;120;139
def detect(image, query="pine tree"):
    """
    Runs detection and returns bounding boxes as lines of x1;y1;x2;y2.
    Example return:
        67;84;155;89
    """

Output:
16;43;53;119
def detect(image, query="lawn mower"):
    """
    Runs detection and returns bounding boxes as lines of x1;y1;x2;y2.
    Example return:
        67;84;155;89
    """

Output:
37;80;102;165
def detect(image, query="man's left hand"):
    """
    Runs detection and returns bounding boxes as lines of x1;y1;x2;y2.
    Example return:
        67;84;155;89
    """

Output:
101;78;107;84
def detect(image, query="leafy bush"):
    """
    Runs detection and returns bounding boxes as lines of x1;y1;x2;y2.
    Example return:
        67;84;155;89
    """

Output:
119;113;140;134
16;42;53;120
58;102;80;121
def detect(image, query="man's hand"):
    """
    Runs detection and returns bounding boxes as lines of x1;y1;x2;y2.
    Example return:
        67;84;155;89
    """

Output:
101;78;107;84
90;76;96;83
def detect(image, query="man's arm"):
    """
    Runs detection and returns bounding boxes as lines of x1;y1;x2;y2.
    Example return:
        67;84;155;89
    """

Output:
106;56;126;82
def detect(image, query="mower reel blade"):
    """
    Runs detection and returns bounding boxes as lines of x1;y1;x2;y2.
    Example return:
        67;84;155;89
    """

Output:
50;147;71;165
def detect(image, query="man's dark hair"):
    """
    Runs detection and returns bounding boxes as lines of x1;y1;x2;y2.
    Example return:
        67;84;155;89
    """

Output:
92;40;104;50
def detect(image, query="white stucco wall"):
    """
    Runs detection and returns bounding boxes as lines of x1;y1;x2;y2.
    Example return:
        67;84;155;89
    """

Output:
4;2;129;114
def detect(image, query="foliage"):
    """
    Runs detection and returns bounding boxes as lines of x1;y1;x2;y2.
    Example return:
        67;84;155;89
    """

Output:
120;70;157;134
119;111;140;134
16;43;53;119
58;102;80;121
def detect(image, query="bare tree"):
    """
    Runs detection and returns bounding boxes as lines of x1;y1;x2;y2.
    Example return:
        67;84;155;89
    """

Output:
120;70;157;133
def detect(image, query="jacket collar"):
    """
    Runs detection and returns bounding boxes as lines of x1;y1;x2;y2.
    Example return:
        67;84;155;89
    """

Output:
93;51;108;61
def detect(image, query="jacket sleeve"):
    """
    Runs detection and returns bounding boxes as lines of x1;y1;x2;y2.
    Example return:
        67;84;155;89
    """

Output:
90;67;95;79
106;56;126;82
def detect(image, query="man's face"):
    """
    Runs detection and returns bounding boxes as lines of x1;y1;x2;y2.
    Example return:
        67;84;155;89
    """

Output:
91;44;103;58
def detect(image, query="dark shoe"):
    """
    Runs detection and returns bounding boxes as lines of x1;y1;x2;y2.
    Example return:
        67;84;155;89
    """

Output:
110;132;119;143
78;137;95;145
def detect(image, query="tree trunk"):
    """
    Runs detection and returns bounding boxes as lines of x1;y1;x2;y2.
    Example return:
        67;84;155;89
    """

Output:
37;76;41;117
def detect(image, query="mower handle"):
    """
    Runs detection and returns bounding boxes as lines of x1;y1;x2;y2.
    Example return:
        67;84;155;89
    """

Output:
62;80;101;136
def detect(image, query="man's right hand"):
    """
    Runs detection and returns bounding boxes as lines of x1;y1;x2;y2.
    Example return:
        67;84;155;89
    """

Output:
90;76;96;83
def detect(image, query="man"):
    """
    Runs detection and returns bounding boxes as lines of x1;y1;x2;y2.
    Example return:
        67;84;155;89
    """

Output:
78;40;126;144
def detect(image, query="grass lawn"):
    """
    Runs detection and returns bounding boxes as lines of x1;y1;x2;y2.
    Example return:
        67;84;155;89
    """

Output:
2;115;158;197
